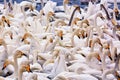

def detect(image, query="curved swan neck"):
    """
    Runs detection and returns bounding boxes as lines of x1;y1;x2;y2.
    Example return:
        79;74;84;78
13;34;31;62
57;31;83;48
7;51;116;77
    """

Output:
63;0;69;14
114;0;118;9
40;0;44;9
100;4;111;20
102;69;114;80
4;0;7;9
18;67;24;80
3;30;13;39
68;6;81;26
13;54;18;77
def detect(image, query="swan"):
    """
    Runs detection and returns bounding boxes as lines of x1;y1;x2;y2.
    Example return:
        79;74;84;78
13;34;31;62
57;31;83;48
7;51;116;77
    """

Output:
102;69;116;80
68;5;81;31
63;0;69;14
0;16;10;27
113;0;119;19
19;1;36;19
2;50;28;78
18;62;32;80
4;0;7;9
47;49;68;79
53;71;98;80
42;0;57;15
89;37;103;52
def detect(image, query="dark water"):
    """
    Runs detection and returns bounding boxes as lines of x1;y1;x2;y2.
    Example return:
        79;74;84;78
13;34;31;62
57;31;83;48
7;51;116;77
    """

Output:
0;0;120;11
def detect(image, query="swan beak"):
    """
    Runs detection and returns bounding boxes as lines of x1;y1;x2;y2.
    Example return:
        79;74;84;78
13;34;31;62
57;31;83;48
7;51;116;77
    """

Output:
96;55;102;62
2;66;5;70
77;35;80;39
89;39;92;47
4;19;10;27
81;53;86;57
21;38;24;42
114;8;119;17
114;71;120;79
108;53;112;61
2;63;7;70
10;34;13;39
58;30;63;40
61;36;63;40
23;53;28;58
111;19;117;26
100;15;105;20
26;65;32;73
114;53;118;62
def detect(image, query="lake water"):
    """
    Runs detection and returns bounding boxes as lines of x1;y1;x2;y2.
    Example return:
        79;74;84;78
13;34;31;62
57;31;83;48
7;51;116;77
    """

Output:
0;0;120;11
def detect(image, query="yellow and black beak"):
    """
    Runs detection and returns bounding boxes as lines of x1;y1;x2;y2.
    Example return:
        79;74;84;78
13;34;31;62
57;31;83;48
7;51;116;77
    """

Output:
108;52;112;61
114;53;118;62
23;53;28;58
89;39;92;48
77;35;80;39
114;71;120;80
26;65;32;73
114;8;119;18
60;36;63;40
2;63;7;70
96;55;102;62
10;33;13;39
21;38;24;42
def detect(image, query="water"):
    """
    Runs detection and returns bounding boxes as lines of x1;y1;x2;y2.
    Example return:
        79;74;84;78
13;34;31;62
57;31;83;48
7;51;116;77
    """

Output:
0;0;120;11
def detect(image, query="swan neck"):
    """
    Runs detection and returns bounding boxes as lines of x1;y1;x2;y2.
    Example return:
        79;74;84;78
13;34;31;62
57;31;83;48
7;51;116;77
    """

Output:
40;0;44;9
4;0;7;9
14;56;18;77
114;0;118;9
101;4;110;20
18;68;23;80
68;7;79;26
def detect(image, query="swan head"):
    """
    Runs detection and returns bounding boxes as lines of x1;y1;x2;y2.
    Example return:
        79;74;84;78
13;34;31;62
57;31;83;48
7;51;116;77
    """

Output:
8;2;13;11
29;4;35;11
94;52;102;62
114;8;119;18
21;32;32;42
47;11;55;22
81;19;90;26
1;16;10;27
114;71;120;80
63;0;69;4
3;30;13;39
20;63;32;73
100;4;111;20
14;50;28;59
57;30;63;40
91;37;103;48
0;38;6;46
87;52;102;62
2;59;14;70
113;47;118;62
97;12;105;20
72;18;80;26
48;37;53;43
74;5;81;14
111;18;118;26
